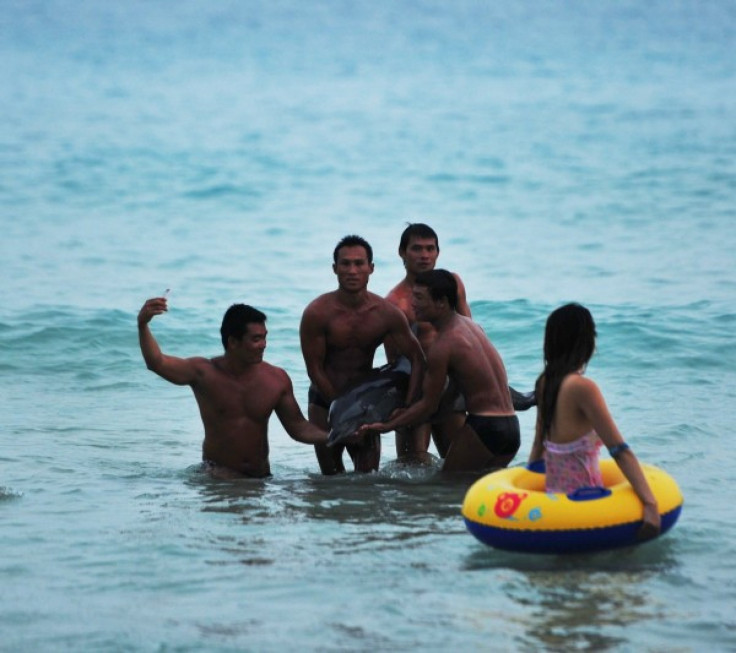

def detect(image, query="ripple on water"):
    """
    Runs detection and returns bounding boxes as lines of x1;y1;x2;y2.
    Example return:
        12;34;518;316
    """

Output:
1;486;24;500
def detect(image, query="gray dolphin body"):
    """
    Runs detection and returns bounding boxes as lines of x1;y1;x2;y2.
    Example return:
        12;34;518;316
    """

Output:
326;357;536;447
509;386;536;411
327;357;411;447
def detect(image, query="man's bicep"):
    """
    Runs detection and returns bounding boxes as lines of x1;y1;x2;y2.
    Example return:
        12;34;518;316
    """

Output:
301;330;327;368
299;310;316;343
299;312;325;359
275;378;305;425
155;355;200;385
421;353;450;407
300;328;330;391
388;311;421;357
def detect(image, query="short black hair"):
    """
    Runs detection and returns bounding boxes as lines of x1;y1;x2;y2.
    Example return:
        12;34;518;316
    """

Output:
399;223;439;253
333;235;373;263
220;304;266;350
414;269;458;310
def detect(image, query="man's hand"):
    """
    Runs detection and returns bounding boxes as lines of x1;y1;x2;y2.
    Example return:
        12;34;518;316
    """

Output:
356;407;407;437
356;422;388;436
138;297;168;327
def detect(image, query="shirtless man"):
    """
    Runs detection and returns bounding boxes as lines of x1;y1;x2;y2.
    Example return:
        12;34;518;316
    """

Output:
300;235;426;475
138;298;327;478
384;223;471;460
361;269;520;473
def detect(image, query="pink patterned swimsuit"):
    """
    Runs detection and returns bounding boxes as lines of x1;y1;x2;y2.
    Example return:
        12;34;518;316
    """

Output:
544;431;603;494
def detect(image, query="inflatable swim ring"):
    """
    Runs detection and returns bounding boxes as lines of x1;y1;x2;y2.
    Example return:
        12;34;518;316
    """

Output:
462;459;682;554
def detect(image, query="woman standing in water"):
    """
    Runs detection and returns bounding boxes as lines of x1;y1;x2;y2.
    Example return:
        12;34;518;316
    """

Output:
528;303;661;538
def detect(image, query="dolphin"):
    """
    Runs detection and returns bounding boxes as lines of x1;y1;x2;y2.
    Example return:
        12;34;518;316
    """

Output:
509;386;536;411
326;357;536;447
327;357;411;447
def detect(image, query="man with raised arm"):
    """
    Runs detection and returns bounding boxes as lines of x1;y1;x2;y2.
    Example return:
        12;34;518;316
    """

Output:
300;235;426;474
138;298;327;477
362;269;520;473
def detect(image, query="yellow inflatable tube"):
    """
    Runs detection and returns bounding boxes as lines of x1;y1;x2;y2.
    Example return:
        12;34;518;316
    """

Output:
462;459;683;554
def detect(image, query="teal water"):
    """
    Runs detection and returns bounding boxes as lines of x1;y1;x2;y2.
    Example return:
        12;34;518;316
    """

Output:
2;2;735;651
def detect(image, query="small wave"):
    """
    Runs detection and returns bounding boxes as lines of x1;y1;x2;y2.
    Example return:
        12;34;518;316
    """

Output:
0;486;24;501
182;184;262;200
378;456;443;481
425;172;510;185
83;381;140;392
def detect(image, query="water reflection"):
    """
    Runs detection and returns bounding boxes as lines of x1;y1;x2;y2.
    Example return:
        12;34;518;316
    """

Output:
184;463;270;511
463;542;680;651
184;459;477;558
186;457;475;519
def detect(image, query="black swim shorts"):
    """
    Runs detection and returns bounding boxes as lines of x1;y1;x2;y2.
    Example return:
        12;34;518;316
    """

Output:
308;384;330;410
465;414;521;457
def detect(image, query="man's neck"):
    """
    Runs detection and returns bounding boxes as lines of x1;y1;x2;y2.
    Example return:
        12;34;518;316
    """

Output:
336;287;370;308
220;354;258;377
432;309;456;331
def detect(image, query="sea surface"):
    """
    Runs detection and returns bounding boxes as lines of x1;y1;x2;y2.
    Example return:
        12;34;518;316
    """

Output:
2;1;735;651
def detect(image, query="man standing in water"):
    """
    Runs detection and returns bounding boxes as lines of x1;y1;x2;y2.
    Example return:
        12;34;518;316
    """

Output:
300;235;426;474
384;223;471;461
138;298;328;478
361;270;520;473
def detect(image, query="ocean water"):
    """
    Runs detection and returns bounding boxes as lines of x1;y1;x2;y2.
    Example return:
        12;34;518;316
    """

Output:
2;1;735;650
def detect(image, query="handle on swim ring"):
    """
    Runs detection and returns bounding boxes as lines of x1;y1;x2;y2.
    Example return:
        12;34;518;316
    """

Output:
526;459;546;474
567;486;612;501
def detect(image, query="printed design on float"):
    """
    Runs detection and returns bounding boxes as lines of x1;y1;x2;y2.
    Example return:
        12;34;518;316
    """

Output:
493;492;528;519
528;507;543;522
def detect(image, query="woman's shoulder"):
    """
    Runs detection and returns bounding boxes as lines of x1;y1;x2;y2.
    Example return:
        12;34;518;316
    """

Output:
561;372;600;398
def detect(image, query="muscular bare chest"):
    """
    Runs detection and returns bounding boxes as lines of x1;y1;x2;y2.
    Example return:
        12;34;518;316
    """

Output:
326;308;386;351
194;365;281;422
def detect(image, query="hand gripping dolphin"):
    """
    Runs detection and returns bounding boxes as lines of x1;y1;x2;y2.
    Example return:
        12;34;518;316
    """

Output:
326;357;536;447
327;357;411;446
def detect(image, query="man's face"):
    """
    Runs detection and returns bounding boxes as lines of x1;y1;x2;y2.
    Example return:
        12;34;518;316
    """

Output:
410;285;436;322
231;322;267;363
401;236;439;275
333;245;374;292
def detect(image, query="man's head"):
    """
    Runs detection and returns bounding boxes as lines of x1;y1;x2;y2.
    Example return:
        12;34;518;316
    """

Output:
398;223;440;275
333;235;373;264
220;304;267;358
399;223;439;254
412;269;458;321
333;235;374;293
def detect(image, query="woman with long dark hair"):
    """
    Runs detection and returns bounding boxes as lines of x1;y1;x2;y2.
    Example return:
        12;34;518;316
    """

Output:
528;303;661;538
